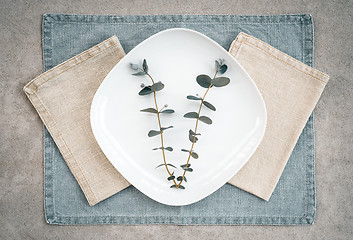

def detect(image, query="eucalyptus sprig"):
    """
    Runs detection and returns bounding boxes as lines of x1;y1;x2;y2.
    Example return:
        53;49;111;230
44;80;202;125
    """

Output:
130;59;178;187
175;59;230;189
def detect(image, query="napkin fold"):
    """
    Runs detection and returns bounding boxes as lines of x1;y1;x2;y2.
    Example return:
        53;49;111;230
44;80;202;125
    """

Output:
24;33;329;205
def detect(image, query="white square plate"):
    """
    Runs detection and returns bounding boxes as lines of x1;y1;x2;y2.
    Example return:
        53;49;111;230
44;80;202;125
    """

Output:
90;28;266;206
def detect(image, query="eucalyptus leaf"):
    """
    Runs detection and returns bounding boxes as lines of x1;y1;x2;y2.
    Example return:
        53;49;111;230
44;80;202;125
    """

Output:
199;116;212;124
189;129;201;136
189;133;198;143
180;164;191;168
152;147;173;151
185;168;193;172
215;60;220;71
139;86;153;95
130;63;139;70
177;176;187;182
167;163;176;168
150;81;164;91
219;64;228;74
161;126;173;131
196;74;212;88
140;108;158;113
187;95;202;101
170;185;176;188
156;163;176;169
132;71;146;76
148;130;161;137
181;149;198;159
160;109;175;114
155;164;164;169
165;147;173;151
203;101;216;111
167;175;175;181
184;112;199;118
178;185;185;189
191;152;199;159
212;77;230;87
189;129;195;136
143;59;148;73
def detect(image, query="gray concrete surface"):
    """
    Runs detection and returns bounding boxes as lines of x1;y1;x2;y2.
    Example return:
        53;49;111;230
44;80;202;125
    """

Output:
0;0;352;239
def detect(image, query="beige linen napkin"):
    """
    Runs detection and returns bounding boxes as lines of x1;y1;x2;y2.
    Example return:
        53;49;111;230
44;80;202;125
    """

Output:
24;36;130;206
227;33;329;200
24;33;329;205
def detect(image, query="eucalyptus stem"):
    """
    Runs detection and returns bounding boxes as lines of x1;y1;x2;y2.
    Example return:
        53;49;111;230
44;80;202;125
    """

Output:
146;73;178;187
177;70;219;188
132;59;229;190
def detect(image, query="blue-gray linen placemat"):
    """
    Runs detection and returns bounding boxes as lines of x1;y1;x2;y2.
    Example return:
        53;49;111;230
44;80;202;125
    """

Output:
43;14;315;225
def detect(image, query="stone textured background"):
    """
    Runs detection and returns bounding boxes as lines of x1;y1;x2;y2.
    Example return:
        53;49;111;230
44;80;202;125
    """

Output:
0;0;352;239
